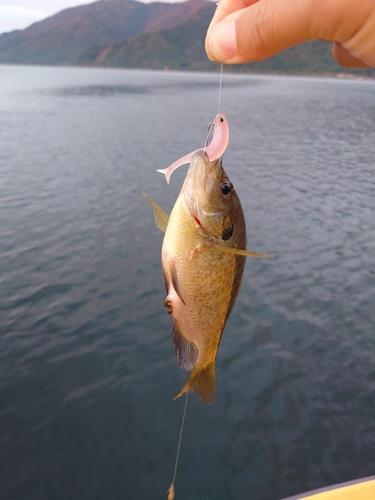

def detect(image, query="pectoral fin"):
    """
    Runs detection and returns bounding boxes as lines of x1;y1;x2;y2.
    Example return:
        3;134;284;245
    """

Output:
211;243;273;259
142;191;169;233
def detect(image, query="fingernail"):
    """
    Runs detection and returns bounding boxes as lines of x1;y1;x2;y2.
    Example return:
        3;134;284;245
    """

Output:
209;20;237;61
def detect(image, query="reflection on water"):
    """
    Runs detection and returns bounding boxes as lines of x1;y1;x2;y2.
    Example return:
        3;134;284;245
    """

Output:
38;76;265;99
42;84;150;97
0;65;375;500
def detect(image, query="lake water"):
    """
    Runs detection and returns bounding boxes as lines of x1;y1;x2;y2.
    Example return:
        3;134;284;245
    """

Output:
0;65;374;500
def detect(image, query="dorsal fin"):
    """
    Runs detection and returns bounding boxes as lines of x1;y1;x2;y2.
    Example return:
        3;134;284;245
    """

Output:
172;318;198;371
142;191;169;233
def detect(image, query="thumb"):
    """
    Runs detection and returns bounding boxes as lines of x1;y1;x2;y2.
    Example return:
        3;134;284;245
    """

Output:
332;42;372;69
206;0;317;64
205;0;375;67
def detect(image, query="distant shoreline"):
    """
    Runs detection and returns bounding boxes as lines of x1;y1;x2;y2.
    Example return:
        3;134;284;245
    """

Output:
1;62;374;81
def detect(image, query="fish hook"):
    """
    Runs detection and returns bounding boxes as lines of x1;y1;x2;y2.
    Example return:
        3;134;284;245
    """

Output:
204;122;214;149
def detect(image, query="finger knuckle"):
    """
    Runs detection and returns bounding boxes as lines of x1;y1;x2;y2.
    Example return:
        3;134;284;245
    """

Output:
249;6;272;57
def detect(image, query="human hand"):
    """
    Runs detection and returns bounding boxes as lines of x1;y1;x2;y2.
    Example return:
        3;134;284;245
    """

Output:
205;0;375;68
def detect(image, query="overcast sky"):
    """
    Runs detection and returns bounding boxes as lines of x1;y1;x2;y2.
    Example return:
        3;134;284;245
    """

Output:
0;0;182;35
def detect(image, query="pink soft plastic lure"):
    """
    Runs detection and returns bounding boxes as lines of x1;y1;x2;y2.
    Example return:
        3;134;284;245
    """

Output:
157;113;229;184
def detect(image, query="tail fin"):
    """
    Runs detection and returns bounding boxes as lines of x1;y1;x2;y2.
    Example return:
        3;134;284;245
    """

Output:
174;362;216;404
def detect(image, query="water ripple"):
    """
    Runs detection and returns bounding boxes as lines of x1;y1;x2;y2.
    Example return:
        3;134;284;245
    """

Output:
0;67;375;500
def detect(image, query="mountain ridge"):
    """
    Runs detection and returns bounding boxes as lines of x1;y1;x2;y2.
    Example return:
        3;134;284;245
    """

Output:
0;0;214;65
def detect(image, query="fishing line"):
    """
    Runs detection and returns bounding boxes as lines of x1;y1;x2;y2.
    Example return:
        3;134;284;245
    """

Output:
167;392;189;500
204;63;224;150
217;62;224;115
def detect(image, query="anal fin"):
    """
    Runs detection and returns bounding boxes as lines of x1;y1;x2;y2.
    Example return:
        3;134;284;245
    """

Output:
172;318;198;371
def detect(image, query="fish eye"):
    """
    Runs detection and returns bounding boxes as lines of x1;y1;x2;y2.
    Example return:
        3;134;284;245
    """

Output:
220;180;232;198
219;117;224;123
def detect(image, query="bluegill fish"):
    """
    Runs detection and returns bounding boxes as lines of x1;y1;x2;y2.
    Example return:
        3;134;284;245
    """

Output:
144;151;271;404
